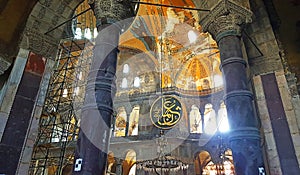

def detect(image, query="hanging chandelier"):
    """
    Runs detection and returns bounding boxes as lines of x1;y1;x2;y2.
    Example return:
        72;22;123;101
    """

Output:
136;131;189;174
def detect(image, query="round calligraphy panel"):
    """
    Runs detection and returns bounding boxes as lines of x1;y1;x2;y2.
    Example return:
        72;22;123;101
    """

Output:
150;96;182;130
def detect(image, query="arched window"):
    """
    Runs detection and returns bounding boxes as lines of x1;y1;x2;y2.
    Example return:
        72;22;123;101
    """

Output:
189;105;202;133
84;28;92;39
114;107;127;137
123;150;136;175
218;102;230;133
203;104;217;135
121;78;128;88
195;150;235;175
194;151;211;175
133;77;140;87
123;64;130;74
128;106;140;136
74;27;82;39
202;149;235;175
213;75;223;87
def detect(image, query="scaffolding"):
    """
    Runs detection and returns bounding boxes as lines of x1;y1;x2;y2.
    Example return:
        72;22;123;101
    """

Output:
28;38;93;175
28;0;96;174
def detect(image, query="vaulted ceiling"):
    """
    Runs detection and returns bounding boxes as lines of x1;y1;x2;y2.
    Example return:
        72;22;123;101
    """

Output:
0;0;299;90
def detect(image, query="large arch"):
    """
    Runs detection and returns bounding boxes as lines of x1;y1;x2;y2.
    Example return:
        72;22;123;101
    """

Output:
20;0;84;59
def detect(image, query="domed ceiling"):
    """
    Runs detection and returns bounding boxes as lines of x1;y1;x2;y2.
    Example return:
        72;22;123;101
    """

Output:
117;0;222;95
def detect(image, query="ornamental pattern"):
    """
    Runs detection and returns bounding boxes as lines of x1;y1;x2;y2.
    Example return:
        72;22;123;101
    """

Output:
200;0;253;41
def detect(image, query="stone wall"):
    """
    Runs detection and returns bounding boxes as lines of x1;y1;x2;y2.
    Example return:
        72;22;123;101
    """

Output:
247;0;300;174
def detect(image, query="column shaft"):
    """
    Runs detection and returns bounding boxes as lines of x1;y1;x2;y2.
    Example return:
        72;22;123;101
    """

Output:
218;35;263;175
73;23;121;175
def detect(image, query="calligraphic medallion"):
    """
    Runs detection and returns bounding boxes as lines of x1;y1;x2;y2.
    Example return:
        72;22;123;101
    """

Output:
150;96;182;129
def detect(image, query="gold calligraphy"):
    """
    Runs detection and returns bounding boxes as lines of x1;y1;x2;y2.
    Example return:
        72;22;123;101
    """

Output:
151;96;182;129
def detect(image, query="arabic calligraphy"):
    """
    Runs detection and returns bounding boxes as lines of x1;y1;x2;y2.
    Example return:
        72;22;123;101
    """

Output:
150;96;182;129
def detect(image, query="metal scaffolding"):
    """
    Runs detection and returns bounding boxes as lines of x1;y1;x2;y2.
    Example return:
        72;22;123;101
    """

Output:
28;0;96;174
28;38;93;175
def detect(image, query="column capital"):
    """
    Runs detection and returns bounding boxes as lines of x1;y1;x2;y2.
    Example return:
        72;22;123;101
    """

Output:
200;0;253;42
89;0;135;27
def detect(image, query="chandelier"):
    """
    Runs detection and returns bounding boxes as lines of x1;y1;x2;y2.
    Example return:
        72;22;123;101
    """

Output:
136;131;189;174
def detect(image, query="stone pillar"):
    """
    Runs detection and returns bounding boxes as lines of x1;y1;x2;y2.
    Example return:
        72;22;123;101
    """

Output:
0;51;47;174
16;59;55;174
200;1;264;175
0;49;29;140
73;0;134;174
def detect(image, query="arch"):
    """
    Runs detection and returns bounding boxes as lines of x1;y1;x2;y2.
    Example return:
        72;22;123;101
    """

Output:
128;105;140;136
218;102;230;133
114;107;127;137
122;149;137;175
202;149;235;175
194;151;212;175
189;104;202;133
203;103;217;135
133;76;140;87
116;47;159;93
194;149;235;175
20;0;85;59
175;57;209;91
123;64;130;74
121;78;128;88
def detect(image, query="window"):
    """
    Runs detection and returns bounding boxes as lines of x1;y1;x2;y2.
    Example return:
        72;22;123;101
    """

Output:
123;64;130;74
128;106;140;136
189;105;202;133
114;107;127;137
203;104;217;135
121;78;128;88
133;77;140;87
123;150;136;175
218;102;230;133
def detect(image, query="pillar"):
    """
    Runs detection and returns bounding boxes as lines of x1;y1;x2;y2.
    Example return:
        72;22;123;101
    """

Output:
0;50;47;174
73;0;135;174
200;1;264;175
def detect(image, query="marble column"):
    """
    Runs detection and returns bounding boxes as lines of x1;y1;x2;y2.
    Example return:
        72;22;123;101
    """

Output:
73;0;134;174
200;1;264;175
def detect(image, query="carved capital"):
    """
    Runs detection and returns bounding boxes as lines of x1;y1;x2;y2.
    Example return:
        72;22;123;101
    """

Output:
90;0;135;25
200;0;253;42
20;28;59;59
